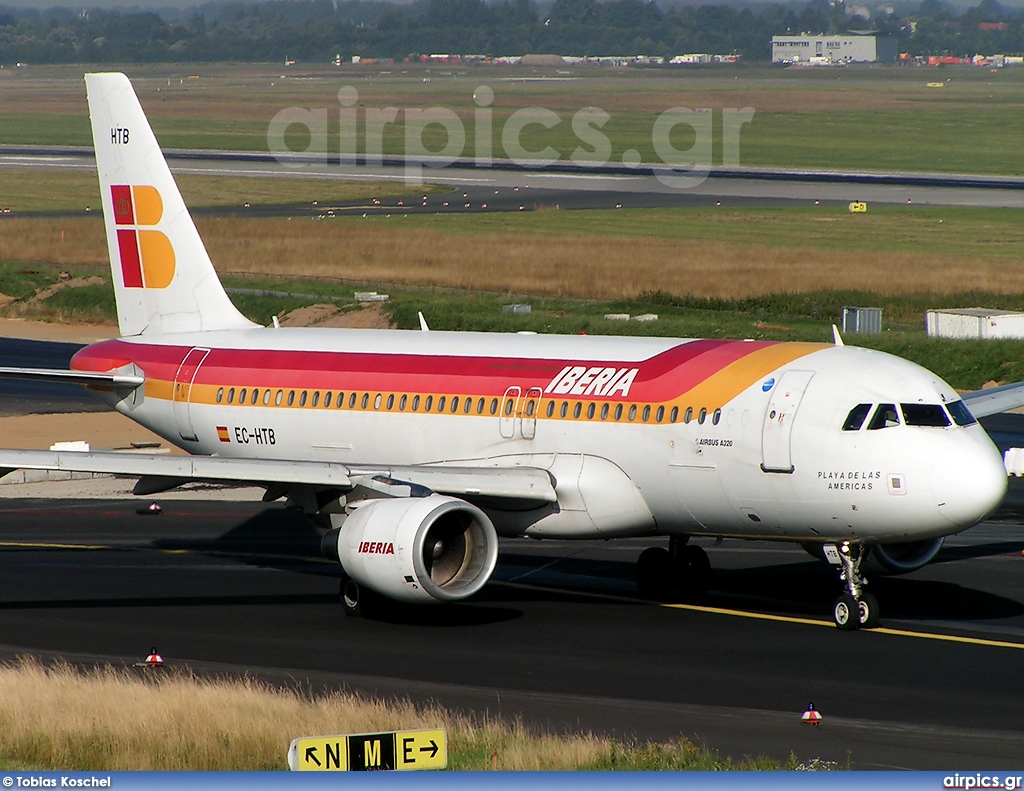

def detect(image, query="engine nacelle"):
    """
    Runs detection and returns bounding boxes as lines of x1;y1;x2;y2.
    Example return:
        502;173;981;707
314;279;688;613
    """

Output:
802;537;944;575
864;537;945;575
321;494;498;604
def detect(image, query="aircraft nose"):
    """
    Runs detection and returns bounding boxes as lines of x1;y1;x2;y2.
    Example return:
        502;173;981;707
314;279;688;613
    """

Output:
931;439;1007;528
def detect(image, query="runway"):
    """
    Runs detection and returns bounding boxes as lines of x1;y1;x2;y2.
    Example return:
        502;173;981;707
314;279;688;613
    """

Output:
5;146;1024;211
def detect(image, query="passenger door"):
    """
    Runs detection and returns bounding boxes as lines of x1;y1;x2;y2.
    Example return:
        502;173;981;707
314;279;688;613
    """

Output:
761;370;814;473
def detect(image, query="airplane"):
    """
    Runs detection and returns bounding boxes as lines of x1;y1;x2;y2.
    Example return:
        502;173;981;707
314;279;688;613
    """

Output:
0;71;1018;630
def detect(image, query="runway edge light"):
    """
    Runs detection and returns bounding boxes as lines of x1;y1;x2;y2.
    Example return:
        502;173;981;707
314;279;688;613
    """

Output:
287;728;447;771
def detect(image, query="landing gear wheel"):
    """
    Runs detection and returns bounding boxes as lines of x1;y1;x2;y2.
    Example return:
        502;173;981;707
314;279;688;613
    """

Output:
674;545;711;599
636;547;673;600
340;575;375;618
857;591;880;629
833;593;860;630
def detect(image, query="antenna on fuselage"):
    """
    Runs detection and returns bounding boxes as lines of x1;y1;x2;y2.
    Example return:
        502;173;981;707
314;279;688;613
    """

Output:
832;324;844;346
418;311;430;332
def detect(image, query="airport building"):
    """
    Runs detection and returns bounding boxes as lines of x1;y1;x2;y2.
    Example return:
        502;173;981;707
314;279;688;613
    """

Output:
771;34;897;64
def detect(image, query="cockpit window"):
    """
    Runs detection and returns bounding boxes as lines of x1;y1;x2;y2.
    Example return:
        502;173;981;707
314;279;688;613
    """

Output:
946;399;977;427
867;403;900;430
901;403;951;427
842;403;872;431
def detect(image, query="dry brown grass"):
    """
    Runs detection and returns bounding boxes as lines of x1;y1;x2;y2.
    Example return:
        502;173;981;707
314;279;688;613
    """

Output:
4;215;1024;300
0;658;615;770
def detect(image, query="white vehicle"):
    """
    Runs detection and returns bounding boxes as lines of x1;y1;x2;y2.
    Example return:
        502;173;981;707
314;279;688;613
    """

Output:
0;73;1015;629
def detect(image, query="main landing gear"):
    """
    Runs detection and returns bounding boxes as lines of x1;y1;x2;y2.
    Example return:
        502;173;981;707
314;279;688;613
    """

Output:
635;535;711;601
832;542;879;631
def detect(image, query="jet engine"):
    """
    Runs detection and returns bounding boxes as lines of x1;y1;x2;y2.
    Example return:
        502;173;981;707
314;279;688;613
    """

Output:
802;537;944;575
863;537;945;574
320;494;498;604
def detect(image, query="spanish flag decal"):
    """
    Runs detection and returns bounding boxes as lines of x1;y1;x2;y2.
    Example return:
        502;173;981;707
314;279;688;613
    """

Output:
111;185;176;289
216;426;230;443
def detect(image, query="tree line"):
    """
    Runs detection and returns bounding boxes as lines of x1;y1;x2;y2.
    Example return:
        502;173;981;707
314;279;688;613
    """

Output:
0;0;1020;65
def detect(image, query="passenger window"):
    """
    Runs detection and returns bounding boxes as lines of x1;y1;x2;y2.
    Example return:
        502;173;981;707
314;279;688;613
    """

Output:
546;401;555;418
374;393;382;410
614;404;623;421
656;406;665;423
239;388;247;404
251;389;259;405
867;403;899;430
287;390;295;406
464;398;472;414
312;391;320;407
337;392;344;408
438;396;446;412
263;390;271;405
642;405;651;422
587;403;595;419
628;405;637;421
228;388;235;404
387;394;394;410
946;400;977;426
503;398;514;417
324;391;332;408
349;392;357;408
684;407;692;424
489;398;498;415
712;409;721;425
425;395;433;411
361;393;369;409
560;401;568;418
412;395;421;411
698;408;707;425
477;397;485;414
216;388;224;404
452;396;460;413
573;402;582;419
300;391;308;407
400;394;408;411
902;403;951;427
843;403;872;431
600;404;609;420
670;406;678;423
276;390;283;406
525;400;535;417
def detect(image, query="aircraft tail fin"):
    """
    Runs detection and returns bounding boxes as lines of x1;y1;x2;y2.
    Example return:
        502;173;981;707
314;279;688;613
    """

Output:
85;72;257;336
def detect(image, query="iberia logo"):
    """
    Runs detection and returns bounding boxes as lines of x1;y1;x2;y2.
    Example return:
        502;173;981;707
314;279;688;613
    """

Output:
111;185;175;289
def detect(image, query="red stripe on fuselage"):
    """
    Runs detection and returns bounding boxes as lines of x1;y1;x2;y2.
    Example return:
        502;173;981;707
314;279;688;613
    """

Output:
71;337;781;401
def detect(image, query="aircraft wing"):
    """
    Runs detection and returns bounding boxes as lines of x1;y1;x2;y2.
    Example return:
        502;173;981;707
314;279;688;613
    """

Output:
0;367;144;389
961;383;1024;419
0;449;556;506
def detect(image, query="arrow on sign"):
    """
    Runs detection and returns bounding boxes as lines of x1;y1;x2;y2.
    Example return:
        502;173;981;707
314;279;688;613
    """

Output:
305;747;321;767
420;740;439;759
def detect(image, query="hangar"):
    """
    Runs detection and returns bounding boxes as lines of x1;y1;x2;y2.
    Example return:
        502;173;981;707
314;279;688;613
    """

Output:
771;34;897;64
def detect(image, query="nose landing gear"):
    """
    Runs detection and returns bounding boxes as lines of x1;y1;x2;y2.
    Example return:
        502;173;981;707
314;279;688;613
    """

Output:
832;542;879;630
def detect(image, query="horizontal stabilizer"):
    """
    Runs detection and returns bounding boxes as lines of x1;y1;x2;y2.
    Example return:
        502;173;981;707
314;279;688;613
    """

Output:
0;367;144;389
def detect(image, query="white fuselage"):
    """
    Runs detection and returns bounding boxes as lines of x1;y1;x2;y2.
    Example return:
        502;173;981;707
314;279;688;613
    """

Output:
73;327;1008;545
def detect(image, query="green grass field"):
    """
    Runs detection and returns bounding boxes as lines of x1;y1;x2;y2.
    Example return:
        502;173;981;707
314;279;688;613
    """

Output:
5;65;1024;174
